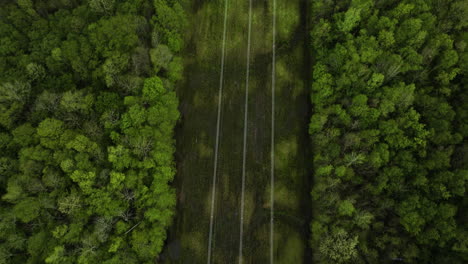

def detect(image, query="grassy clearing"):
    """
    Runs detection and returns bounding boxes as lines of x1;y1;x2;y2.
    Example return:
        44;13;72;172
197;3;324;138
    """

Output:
163;0;311;263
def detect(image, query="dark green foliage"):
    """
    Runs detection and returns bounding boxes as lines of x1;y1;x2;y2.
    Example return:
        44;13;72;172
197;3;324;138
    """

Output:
309;0;468;263
0;0;184;263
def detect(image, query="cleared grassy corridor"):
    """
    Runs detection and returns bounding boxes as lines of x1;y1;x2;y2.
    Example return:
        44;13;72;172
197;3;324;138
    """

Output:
162;0;311;263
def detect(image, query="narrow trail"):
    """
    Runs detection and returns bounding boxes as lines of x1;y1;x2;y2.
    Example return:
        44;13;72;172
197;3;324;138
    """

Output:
207;0;229;263
270;0;277;263
238;0;253;262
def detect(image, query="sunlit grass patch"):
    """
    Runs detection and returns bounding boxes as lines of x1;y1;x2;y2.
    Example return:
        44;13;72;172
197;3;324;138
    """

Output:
197;141;213;159
221;172;231;201
277;1;299;41
192;91;205;108
276;51;305;100
276;59;293;85
243;190;255;227
275;224;304;264
180;231;204;258
274;181;300;210
275;137;298;170
191;3;225;60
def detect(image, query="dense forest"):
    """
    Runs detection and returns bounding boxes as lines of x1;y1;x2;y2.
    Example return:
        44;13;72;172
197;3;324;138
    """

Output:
1;0;468;263
0;0;185;263
309;0;468;263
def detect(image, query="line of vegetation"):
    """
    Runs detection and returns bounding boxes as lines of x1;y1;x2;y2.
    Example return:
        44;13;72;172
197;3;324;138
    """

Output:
0;0;186;263
308;0;468;263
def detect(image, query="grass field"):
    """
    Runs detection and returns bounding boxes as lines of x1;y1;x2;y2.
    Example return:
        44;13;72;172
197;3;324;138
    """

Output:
162;0;311;263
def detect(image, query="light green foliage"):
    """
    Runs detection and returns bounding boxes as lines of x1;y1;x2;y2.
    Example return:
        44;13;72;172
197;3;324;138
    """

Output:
150;44;173;73
70;170;96;193
167;56;183;82
121;105;147;131
309;113;328;135
57;193;81;215
0;0;184;262
0;81;31;102
337;8;361;33
13;197;41;223
311;64;334;103
45;246;67;264
354;210;374;229
102;55;130;87
2;181;24;202
108;145;132;170
152;0;186;52
338;200;355;216
37;118;65;149
316;165;333;177
51;48;62;61
16;0;36;16
26;63;45;81
27;231;48;259
88;15;139;57
0;81;31;128
109;171;125;189
108;237;123;253
89;0;115;14
66;135;100;155
142;76;165;102
319;229;358;263
12;123;37;147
